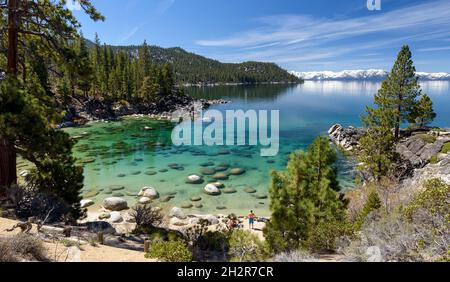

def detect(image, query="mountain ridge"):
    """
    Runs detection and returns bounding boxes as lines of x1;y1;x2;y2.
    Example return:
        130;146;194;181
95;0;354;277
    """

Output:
85;39;301;84
290;69;450;81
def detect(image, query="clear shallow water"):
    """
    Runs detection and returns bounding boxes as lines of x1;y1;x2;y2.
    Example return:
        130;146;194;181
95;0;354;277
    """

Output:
65;81;450;216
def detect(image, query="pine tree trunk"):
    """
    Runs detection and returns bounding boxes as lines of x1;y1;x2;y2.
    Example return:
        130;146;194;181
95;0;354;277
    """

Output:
395;105;401;139
7;0;19;76
0;137;17;192
1;0;19;193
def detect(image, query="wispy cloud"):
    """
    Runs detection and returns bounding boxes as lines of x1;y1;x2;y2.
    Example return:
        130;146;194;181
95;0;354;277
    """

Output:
418;46;450;52
118;24;144;44
156;0;176;16
195;0;450;70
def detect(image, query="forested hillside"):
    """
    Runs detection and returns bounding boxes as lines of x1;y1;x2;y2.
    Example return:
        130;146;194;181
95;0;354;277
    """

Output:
90;39;301;85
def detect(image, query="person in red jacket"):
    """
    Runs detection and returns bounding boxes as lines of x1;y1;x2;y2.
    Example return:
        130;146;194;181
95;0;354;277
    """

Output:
248;210;256;229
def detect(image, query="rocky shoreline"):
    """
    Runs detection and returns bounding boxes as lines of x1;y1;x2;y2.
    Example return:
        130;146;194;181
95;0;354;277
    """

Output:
328;123;450;185
78;184;269;237
58;93;229;128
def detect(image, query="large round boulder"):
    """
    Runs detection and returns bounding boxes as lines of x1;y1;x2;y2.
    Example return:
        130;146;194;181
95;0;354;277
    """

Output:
169;207;187;219
138;186;159;199
185;174;204;184
203;184;221;196
103;197;128;211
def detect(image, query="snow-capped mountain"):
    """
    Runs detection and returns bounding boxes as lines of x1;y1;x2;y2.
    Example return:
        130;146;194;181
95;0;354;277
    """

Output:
290;70;450;81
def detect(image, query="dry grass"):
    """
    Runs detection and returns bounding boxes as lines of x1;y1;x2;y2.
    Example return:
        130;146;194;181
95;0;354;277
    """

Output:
0;233;48;262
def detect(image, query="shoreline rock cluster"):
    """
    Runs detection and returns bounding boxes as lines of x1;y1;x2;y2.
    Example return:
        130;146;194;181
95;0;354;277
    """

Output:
58;94;229;128
328;124;450;185
328;124;365;151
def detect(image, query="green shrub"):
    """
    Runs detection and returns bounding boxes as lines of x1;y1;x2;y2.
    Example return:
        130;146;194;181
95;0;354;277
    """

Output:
228;230;269;262
413;134;436;144
429;155;439;164
354;190;382;230
306;219;355;252
404;178;450;220
145;240;192;262
440;142;450;154
435;250;450;262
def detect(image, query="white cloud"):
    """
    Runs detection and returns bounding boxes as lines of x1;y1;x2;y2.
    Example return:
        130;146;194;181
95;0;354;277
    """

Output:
195;0;450;70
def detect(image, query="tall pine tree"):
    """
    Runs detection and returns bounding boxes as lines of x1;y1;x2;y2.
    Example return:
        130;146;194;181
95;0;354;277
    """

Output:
263;136;347;252
373;45;422;139
0;0;103;220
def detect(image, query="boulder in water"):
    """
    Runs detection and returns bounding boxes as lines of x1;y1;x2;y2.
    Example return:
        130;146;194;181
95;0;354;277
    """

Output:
223;188;237;194
181;203;193;209
203;184;221;196
211;173;228;180
109;185;125;191
244;187;257;194
200;168;216;175
138;186;159;199
185;174;204;184
229;168;246;175
190;196;202;202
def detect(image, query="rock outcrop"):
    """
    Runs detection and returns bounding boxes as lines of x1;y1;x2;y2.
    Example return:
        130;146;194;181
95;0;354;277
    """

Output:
328;124;450;185
58;92;230;128
328;124;365;151
396;137;448;168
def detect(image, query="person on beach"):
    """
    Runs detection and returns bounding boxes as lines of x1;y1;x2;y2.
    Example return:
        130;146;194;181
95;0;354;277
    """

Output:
248;210;255;229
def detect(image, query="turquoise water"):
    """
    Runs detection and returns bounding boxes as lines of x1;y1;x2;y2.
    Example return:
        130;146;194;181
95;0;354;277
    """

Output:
65;81;450;216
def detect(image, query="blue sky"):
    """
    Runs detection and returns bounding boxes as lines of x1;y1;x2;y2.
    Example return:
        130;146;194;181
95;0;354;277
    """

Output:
72;0;450;72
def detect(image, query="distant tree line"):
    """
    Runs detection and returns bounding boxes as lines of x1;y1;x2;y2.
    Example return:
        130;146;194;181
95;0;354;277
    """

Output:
89;41;301;86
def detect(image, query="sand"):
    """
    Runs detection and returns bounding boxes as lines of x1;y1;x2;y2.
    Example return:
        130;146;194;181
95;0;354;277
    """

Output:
0;217;156;262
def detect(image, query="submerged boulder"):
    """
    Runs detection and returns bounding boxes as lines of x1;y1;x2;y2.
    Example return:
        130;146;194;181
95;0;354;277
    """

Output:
185;174;204;184
229;168;246;175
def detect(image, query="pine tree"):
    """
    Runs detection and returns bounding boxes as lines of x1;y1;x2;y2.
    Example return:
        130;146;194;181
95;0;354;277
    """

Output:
373;45;422;139
0;0;103;219
409;94;436;128
358;106;398;182
354;190;382;230
263;136;347;252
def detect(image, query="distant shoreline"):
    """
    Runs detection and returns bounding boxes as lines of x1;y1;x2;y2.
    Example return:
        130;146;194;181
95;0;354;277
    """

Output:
180;81;302;87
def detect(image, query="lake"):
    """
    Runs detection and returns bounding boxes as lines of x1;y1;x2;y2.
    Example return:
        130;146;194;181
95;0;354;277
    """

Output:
65;81;450;216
